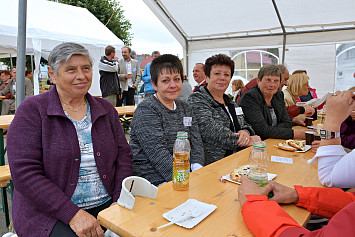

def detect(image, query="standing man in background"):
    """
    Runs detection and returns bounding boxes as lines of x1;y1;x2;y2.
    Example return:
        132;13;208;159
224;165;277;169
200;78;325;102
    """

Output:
117;46;141;106
142;51;160;97
192;63;206;92
99;45;121;106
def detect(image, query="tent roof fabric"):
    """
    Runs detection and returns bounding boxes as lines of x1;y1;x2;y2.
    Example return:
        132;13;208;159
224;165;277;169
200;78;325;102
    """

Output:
144;0;355;46
0;0;123;55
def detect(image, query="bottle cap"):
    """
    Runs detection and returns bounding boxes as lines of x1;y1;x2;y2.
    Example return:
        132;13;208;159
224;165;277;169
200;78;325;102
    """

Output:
253;141;266;149
177;131;188;138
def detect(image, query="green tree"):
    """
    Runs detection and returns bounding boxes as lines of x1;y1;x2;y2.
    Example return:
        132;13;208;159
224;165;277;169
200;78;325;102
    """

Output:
51;0;132;45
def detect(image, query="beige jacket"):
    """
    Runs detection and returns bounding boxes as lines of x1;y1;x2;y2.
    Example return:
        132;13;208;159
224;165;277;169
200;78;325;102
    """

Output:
0;78;34;99
283;89;297;106
117;58;141;92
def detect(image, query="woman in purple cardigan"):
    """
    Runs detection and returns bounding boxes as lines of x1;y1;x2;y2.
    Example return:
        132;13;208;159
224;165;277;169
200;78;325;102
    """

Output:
7;43;133;237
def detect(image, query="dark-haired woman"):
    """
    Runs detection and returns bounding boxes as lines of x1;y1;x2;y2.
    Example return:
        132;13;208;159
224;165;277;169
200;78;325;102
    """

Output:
187;54;260;165
129;54;204;186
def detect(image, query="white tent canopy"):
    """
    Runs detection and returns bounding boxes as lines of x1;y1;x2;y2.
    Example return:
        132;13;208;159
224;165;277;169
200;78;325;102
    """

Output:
0;0;124;96
143;0;355;96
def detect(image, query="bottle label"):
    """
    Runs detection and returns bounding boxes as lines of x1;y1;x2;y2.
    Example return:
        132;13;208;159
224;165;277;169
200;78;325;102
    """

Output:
173;168;190;183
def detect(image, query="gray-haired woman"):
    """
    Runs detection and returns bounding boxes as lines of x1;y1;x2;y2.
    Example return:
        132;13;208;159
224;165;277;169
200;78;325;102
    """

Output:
7;42;133;236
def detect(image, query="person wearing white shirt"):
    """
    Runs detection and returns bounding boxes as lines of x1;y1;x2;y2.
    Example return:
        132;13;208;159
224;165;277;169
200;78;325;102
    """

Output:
117;46;141;106
308;90;355;188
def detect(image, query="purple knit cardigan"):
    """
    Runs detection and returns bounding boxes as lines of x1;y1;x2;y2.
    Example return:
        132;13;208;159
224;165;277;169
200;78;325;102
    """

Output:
7;87;133;237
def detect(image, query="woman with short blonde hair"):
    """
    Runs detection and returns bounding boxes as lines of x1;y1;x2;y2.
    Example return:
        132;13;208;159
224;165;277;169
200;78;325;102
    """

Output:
283;73;310;106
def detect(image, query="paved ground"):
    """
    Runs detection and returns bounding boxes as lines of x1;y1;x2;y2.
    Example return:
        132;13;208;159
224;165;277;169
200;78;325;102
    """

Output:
0;190;12;236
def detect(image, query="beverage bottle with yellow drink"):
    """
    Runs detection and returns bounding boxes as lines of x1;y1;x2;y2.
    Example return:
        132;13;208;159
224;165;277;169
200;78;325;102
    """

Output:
172;131;190;191
248;141;269;187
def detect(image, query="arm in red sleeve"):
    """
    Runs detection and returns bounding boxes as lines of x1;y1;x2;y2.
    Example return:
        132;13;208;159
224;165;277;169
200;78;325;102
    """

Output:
280;190;355;237
295;186;355;219
241;195;307;237
286;105;302;119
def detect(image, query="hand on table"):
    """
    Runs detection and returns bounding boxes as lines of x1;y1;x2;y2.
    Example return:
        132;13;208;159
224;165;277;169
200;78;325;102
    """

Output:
303;105;315;117
292;116;306;126
311;140;321;153
238;176;273;207
69;209;104;237
268;180;299;204
236;130;251;147
247;135;261;146
293;129;307;140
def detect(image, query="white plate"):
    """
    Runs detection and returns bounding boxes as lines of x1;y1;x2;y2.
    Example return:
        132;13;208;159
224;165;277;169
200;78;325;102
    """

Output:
275;144;311;153
162;199;217;229
222;173;277;185
295;144;311;153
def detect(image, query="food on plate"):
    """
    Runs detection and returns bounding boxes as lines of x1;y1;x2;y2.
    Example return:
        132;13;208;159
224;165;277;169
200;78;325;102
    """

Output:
286;139;305;151
277;142;298;152
230;165;250;182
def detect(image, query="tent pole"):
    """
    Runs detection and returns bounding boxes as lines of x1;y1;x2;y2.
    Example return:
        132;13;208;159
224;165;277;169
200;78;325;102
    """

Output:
271;0;286;64
282;34;286;65
153;0;188;72
16;0;27;108
9;55;13;68
31;55;34;73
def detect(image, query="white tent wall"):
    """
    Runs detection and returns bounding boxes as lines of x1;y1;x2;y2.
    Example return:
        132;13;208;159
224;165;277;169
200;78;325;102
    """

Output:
144;0;355;96
282;44;337;98
0;0;124;96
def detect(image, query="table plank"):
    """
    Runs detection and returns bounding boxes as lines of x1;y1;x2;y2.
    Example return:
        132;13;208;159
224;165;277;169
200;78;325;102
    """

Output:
98;138;323;236
115;106;136;116
0;115;14;129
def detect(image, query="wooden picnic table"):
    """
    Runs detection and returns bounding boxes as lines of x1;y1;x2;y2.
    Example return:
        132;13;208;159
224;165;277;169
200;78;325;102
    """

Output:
97;138;323;237
0;115;14;227
115;106;136;116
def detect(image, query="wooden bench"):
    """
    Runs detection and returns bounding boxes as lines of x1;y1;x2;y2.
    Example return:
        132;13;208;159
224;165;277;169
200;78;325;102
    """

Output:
0;165;12;227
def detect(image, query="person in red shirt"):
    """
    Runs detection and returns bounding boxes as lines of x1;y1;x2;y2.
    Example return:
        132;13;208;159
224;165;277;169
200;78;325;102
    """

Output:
238;172;355;236
0;70;12;99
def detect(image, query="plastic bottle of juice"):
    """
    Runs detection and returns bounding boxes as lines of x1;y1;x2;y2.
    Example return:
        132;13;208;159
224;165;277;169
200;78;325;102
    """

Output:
248;141;269;187
172;131;190;191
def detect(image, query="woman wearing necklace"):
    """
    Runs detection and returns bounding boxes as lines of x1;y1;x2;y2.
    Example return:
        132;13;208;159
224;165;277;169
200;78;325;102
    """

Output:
187;54;260;165
129;54;204;186
7;42;133;237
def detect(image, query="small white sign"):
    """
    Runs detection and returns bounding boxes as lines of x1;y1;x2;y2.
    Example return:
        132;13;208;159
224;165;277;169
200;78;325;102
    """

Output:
235;107;243;115
271;156;293;164
183;117;192;127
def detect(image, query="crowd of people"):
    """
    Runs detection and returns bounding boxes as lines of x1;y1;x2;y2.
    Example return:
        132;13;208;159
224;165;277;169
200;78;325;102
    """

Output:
0;67;34;115
5;42;355;236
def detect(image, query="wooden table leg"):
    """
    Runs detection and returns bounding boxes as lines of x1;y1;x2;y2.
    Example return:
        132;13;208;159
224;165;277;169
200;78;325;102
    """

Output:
1;186;9;227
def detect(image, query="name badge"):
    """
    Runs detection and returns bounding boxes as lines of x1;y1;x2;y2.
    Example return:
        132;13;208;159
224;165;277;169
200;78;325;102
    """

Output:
235;107;243;115
183;117;192;127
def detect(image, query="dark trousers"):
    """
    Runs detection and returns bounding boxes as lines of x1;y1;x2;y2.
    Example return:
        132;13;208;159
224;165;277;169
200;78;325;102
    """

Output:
117;87;135;106
50;199;112;236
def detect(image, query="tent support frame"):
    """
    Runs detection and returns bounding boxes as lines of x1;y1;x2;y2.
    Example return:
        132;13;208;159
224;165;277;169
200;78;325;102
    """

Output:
153;0;189;72
271;0;286;64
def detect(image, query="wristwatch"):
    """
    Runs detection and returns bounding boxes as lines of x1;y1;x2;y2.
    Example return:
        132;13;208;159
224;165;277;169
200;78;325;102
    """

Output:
319;129;340;139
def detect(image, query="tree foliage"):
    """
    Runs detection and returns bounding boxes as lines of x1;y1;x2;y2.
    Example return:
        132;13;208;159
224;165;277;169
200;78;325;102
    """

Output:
51;0;132;45
0;0;132;68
